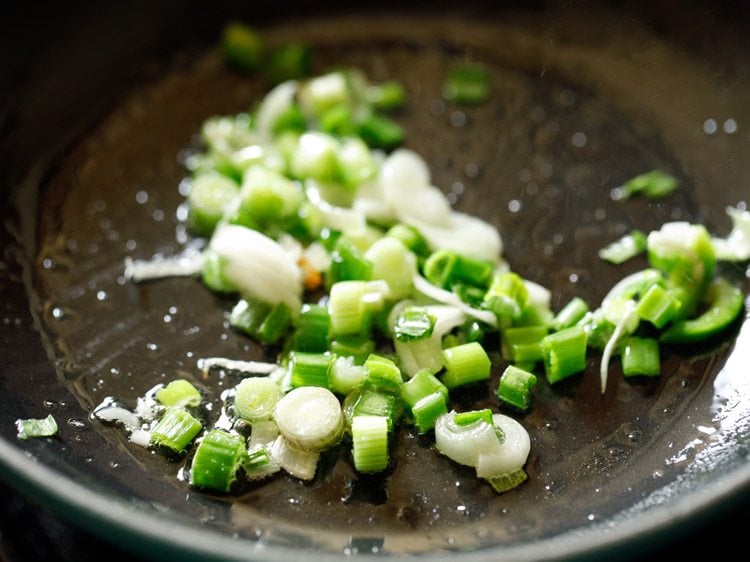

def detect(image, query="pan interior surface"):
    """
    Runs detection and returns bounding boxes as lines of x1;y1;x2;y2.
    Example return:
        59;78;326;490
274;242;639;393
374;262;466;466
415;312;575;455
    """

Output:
2;5;750;560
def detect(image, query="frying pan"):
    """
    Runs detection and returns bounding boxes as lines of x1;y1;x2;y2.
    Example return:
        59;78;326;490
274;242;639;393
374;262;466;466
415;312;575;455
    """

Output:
2;0;750;560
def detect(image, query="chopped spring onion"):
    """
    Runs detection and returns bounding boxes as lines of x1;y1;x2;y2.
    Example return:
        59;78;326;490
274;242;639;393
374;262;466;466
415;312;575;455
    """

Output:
636;283;681;329
328;237;373;284
363;353;404;394
712;206;750;261
209;223;303;310
552;297;589;332
243;445;280;480
412;275;497;328
400;369;449;406
274;386;343;450
365;80;407;111
329;355;368;395
498;365;538;411
150;408;202;452
614;170;679;201
330;335;376;365
541;326;588;384
221;21;264;73
501;326;548;363
442;63;491;105
441;342;491;389
189;429;246;492
621;337;661;377
264;43;312;85
392;306;436;342
484;271;528;322
434;410;502;468
599;301;638;393
234;377;282;421
598;230;647;264
156;379;202;408
454;408;493;427
474;414;531;483
15;414;59;440
328;280;389;337
270;435;320;480
424;249;494;290
229;298;293;344
344;386;401;433
659;277;745;344
410;392;448;433
289;351;332;388
187;173;240;237
351;415;390;473
291;304;331;352
364;237;417;300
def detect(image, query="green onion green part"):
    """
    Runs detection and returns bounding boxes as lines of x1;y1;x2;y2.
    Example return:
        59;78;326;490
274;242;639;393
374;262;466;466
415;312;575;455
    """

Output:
541;326;588;383
189;429;246;492
156;379;202;408
498;365;538;411
151;408;203;452
621;337;661;377
15;414;59;440
441;342;492;389
351;415;389;473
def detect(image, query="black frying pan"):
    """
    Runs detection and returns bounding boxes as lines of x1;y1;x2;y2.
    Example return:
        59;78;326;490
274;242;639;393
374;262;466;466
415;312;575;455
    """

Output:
2;1;750;560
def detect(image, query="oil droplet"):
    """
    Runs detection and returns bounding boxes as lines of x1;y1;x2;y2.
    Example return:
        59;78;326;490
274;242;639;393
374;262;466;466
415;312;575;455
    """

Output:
723;118;738;134
96;290;107;301
429;98;446;116
136;190;149;204
703;118;718;135
571;131;588;147
52;307;65;320
450;111;467;127
508;199;522;213
146;342;160;351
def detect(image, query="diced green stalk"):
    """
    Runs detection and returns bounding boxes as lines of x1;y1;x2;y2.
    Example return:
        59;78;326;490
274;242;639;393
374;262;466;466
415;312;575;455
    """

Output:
187;173;239;237
385;223;430;257
356;113;405;150
239;166;303;226
411;392;448;433
601;269;663;330
395;334;445;377
336;137;377;188
636;284;681;329
454;408;493;427
365;237;416;300
351;415;389;473
647;222;715;316
621;337;661;377
400;369;449;407
617;170;679;200
552;297;590;332
441;342;492;389
442;63;490;105
151;408;202;452
365;80;407;111
501;325;548;362
344;387;401;433
230;298;293;344
484;272;528;321
298;71;351;117
598;230;647;264
271;103;308;135
157;379;202;408
329;281;386;337
242;445;280;480
234;377;282;421
291;304;331;352
498;365;538;411
363;353;403;394
290;132;340;182
485;468;528;493
660;277;744;344
329;355;368;395
330;335;376;364
289;352;332;389
264;43;312;85
190;429;246;492
201;250;236;293
328;238;372;285
424;249;493;290
393;306;436;342
576;309;615;351
274;386;344;451
541;326;588;384
320;104;357;137
15;414;58;440
221;22;264;72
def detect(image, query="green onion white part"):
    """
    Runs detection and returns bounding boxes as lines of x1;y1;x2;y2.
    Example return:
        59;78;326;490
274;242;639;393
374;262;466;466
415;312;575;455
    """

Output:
197;357;279;377
273;386;344;451
712;206;750;261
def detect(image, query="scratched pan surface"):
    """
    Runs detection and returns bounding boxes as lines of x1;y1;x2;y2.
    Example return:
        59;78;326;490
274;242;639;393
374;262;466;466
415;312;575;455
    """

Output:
1;1;750;560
